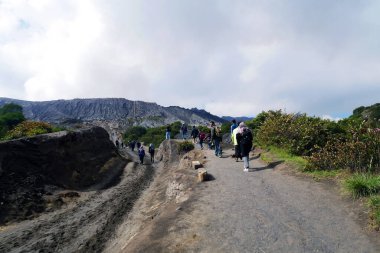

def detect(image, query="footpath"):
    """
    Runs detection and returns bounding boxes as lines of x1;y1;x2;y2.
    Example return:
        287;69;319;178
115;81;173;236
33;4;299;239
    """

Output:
182;147;380;253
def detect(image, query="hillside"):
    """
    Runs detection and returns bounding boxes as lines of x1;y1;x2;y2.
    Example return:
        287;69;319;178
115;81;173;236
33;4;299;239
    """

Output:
353;103;380;127
0;98;226;130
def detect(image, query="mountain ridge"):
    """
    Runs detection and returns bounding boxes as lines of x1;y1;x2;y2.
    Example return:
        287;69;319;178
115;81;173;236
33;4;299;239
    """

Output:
0;97;226;130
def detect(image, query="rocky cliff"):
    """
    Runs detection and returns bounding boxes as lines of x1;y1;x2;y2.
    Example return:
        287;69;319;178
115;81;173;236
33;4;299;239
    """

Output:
0;98;226;130
0;126;127;224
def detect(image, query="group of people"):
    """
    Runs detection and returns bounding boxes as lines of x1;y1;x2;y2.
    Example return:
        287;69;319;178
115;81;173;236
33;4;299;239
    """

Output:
163;119;254;171
128;140;155;165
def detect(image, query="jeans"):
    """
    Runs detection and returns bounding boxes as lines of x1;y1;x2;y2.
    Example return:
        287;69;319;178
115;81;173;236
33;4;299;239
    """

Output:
243;156;249;169
166;131;171;140
214;139;221;156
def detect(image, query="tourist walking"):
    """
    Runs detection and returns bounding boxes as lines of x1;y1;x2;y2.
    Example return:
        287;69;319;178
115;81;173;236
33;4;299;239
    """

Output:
236;122;253;171
181;123;188;140
210;121;222;157
148;143;155;163
166;125;171;140
198;131;206;149
190;125;199;143
138;146;145;164
232;123;242;161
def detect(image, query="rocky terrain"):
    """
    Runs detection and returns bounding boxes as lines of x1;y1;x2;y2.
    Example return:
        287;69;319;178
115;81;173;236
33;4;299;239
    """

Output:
0;126;127;225
0;98;226;131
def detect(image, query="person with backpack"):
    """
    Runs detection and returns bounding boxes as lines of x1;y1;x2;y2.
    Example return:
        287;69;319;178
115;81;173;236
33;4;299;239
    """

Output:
138;145;145;164
148;143;155;163
236;122;253;171
210;121;222;157
198;131;206;149
190;125;199;144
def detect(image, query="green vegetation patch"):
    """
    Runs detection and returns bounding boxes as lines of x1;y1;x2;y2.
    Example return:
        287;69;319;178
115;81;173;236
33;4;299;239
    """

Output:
178;141;194;153
261;146;308;170
4;121;57;140
344;174;380;198
0;103;25;138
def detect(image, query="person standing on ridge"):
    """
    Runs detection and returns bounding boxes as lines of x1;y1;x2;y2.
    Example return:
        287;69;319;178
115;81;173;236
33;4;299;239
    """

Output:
148;143;155;163
190;125;199;144
181;123;188;140
138;145;145;164
236;122;253;171
166;125;171;140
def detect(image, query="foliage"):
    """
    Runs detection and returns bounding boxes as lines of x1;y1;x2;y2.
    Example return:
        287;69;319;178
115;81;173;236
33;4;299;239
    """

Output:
246;111;269;137
256;110;340;156
198;125;210;134
123;126;147;142
123;121;182;147
352;103;380;128
307;124;380;172
344;174;380;198
221;122;231;134
178;140;194;153
4;121;55;140
0;103;25;138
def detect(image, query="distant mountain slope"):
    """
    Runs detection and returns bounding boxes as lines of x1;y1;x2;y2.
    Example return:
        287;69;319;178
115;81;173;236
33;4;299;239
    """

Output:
0;98;226;129
222;116;253;122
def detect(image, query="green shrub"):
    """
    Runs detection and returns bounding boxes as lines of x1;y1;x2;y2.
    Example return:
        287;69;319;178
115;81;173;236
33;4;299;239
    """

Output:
4;121;54;140
0;103;25;138
344;174;380;198
178;141;194;153
198;125;210;134
221;122;231;134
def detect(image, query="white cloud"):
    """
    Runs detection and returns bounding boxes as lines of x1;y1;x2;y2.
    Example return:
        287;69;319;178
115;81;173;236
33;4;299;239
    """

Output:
0;0;380;117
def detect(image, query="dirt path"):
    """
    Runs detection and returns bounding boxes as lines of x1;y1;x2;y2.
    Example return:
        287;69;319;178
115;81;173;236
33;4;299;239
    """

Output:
184;148;380;253
123;145;380;253
0;150;154;253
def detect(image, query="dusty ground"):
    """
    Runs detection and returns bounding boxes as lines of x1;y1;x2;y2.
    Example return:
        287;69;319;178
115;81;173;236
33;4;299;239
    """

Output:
1;140;380;253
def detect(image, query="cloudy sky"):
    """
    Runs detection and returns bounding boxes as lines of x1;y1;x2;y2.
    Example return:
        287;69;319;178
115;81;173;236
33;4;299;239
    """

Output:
0;0;379;118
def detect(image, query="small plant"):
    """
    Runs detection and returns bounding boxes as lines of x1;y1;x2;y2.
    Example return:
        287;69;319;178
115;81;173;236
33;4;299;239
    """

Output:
344;174;380;198
178;141;194;153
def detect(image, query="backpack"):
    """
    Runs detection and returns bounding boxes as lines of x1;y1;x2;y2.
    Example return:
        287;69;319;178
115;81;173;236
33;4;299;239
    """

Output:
240;129;252;145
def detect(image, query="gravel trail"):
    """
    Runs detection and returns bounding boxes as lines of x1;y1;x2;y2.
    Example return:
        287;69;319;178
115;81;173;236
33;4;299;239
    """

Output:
188;148;380;253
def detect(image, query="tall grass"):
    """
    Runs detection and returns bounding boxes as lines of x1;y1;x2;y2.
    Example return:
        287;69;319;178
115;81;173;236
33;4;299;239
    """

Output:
344;174;380;198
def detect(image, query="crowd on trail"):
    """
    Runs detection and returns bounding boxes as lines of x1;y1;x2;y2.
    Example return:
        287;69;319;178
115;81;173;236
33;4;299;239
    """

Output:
120;118;253;171
164;119;253;171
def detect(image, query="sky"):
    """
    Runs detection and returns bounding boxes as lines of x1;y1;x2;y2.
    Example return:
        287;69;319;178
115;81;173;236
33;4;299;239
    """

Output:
0;0;379;119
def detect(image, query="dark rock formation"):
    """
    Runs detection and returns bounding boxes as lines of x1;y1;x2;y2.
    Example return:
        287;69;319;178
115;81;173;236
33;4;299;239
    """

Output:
0;126;127;224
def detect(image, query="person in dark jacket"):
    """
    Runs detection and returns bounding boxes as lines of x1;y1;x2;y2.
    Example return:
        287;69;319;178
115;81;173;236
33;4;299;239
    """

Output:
138;146;145;164
190;126;199;143
210;121;222;157
236;122;253;171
